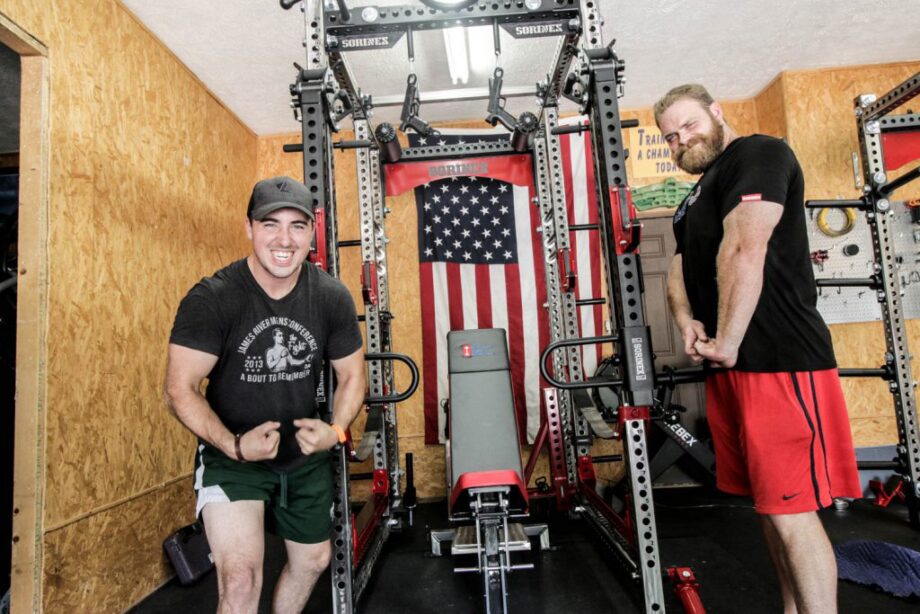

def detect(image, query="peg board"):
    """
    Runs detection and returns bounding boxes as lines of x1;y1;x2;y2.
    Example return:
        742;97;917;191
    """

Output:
807;203;920;325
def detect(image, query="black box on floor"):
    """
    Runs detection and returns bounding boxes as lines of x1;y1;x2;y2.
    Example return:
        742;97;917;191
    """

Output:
163;521;214;586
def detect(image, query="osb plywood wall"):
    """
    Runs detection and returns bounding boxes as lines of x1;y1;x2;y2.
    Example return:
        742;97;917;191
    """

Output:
780;61;920;446
753;75;787;139
3;0;257;611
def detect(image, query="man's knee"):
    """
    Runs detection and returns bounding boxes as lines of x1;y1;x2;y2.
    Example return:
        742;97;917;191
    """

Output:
763;511;821;541
307;542;332;574
218;561;263;603
290;541;332;577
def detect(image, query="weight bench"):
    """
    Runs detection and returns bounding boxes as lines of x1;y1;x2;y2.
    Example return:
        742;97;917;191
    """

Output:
429;328;549;614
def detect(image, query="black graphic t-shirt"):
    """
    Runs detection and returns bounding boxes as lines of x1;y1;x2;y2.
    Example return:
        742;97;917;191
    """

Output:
672;135;836;372
170;259;364;470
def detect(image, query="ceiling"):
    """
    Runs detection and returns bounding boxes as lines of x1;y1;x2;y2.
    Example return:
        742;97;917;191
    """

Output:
120;1;920;135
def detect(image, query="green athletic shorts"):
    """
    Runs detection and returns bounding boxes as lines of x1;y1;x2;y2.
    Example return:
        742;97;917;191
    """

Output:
194;445;334;544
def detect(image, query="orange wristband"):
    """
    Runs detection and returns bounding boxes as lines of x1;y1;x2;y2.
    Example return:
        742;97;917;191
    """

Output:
331;424;347;444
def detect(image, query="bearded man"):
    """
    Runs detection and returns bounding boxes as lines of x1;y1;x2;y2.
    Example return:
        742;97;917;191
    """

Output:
655;84;861;614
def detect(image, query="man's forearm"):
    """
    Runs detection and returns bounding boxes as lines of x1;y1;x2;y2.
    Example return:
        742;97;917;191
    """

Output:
165;387;235;457
667;256;694;327
331;372;366;431
715;240;767;348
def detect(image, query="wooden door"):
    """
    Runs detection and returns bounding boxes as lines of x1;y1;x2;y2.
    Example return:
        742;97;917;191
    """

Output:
639;214;709;486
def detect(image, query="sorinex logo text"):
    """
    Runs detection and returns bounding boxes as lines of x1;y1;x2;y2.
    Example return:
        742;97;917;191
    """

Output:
631;337;647;381
514;23;564;36
428;162;489;178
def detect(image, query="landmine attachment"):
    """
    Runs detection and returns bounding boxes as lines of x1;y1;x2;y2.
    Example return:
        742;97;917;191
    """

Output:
430;329;549;614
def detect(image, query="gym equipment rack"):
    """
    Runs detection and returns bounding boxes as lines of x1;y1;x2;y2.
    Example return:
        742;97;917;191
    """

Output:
279;1;701;611
804;72;920;527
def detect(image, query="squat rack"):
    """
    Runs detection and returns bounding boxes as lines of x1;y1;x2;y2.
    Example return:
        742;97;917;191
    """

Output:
804;72;920;526
280;0;690;612
855;76;920;529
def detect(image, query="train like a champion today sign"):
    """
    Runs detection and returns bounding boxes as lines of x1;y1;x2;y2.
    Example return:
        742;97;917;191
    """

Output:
627;125;683;179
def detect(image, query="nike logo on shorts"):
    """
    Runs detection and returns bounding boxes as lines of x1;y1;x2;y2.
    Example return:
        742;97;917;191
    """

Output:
782;492;800;501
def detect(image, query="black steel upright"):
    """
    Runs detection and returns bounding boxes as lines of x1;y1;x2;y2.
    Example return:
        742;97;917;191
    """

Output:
854;72;920;527
581;43;664;610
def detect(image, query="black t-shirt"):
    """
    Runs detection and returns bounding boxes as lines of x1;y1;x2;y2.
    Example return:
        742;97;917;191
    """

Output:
170;258;364;470
672;135;836;372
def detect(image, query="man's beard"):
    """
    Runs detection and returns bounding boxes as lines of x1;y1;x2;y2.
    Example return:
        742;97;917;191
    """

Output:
674;120;724;175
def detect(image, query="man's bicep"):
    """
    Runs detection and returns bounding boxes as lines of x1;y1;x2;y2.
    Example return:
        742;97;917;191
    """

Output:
330;348;365;381
722;200;783;249
718;138;796;215
165;343;219;391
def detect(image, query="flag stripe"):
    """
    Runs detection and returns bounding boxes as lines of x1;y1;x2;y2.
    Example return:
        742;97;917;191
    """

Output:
419;262;439;443
447;263;464;330
515;188;550;442
490;266;509;335
460;265;479;330
504;262;527;441
434;263;452;441
476;266;492;329
519;185;549;441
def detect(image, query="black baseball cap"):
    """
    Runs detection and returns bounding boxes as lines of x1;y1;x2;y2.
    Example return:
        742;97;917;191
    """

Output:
247;176;314;222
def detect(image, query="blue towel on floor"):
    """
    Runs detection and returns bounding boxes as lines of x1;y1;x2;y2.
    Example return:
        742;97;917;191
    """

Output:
835;540;920;599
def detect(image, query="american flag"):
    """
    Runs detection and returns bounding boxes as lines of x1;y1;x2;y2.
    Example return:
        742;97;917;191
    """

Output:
385;127;603;444
412;132;547;444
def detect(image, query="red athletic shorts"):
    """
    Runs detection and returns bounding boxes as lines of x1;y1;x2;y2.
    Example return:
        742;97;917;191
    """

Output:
706;369;861;514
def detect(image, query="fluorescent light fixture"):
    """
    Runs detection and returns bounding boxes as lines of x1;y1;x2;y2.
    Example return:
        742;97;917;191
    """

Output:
443;26;469;85
421;0;478;9
467;26;495;74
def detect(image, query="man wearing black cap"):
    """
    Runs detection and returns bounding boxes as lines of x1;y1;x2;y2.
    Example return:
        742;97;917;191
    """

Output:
164;176;365;613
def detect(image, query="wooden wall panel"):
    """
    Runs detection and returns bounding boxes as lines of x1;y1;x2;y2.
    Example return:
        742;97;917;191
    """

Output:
41;0;256;528
2;1;258;612
9;46;49;614
256;133;306;180
42;478;194;613
783;62;920;201
753;74;787;139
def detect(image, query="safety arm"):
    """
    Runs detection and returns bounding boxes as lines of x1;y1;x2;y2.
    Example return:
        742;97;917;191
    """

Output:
714;200;783;351
666;254;694;329
330;348;367;432
163;343;235;457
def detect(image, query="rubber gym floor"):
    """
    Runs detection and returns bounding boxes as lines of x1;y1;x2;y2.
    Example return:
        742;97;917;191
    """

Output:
132;487;919;613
